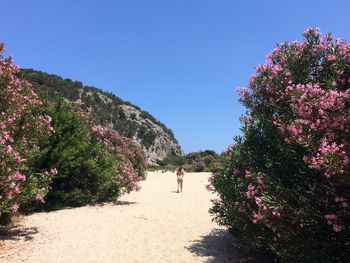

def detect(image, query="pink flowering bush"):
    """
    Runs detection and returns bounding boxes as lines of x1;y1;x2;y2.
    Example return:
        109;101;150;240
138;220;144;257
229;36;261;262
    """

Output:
0;43;53;224
209;28;350;261
91;125;146;193
31;101;147;210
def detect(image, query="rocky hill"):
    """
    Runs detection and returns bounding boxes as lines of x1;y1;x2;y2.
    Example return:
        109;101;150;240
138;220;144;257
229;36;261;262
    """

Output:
20;68;183;164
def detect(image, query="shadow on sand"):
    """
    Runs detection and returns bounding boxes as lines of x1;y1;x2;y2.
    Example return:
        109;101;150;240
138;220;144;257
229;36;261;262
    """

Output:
89;200;138;207
112;200;138;206
0;224;39;242
186;228;238;263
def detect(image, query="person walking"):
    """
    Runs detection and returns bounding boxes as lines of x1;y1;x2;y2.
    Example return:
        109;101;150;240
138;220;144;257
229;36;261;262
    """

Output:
176;166;185;193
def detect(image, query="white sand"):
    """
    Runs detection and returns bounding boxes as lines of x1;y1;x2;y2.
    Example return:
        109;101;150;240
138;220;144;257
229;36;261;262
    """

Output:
0;172;237;262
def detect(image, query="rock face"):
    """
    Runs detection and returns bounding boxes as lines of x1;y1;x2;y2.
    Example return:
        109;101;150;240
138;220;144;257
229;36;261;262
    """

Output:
21;68;183;164
117;104;183;163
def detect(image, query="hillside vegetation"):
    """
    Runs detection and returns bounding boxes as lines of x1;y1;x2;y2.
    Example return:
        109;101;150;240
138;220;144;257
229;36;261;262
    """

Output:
20;68;182;164
152;150;222;172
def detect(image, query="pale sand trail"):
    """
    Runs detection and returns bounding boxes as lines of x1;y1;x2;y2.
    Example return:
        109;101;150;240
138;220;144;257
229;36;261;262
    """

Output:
1;172;237;263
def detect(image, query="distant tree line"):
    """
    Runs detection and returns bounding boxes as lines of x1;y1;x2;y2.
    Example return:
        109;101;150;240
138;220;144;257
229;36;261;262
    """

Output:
153;150;222;172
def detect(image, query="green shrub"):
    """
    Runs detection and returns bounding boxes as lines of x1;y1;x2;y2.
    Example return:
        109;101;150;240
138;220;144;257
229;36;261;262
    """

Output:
157;151;221;173
30;101;123;210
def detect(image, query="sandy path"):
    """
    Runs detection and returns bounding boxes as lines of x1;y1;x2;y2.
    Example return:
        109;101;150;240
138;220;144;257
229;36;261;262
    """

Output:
0;172;237;263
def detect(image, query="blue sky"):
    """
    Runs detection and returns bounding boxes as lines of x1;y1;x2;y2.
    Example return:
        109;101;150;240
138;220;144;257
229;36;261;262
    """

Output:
1;1;349;153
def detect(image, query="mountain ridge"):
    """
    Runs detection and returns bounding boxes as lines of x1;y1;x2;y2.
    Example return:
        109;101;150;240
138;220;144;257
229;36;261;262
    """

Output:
20;68;183;164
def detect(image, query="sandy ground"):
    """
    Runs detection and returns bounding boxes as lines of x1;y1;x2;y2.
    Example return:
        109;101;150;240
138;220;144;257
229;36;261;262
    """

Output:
0;171;237;263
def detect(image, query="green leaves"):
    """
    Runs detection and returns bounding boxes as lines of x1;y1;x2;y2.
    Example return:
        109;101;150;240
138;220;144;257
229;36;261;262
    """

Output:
31;102;121;210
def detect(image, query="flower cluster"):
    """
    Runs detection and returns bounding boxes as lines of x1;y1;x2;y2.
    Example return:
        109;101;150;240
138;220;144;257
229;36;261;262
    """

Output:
274;83;350;179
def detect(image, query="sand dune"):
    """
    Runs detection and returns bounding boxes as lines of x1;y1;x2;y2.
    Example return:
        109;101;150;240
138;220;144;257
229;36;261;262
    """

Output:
1;172;237;263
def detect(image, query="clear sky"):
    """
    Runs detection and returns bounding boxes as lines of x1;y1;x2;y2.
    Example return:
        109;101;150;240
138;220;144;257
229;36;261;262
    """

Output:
1;1;349;153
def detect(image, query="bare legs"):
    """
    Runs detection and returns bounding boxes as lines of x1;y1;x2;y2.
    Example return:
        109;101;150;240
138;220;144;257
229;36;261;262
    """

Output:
177;179;183;193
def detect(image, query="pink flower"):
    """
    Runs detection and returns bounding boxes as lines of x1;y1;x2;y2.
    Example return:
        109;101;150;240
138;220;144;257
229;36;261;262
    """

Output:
35;194;44;202
206;184;214;192
43;115;52;124
255;197;262;206
211;198;221;205
245;183;256;198
13;171;26;181
325;54;336;61
303;27;321;37
272;64;283;73
14;185;20;194
49;168;58;175
5;144;12;153
11;203;19;213
7;192;13;199
324;214;337;220
333;224;342;232
272;210;281;217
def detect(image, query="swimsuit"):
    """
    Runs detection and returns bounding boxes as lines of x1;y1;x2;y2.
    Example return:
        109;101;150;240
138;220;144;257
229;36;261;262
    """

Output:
177;175;184;181
177;170;184;181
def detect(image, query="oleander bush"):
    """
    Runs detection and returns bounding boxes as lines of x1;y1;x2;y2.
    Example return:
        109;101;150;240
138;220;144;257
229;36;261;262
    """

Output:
31;100;147;210
90;124;147;193
0;43;54;224
209;28;350;262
